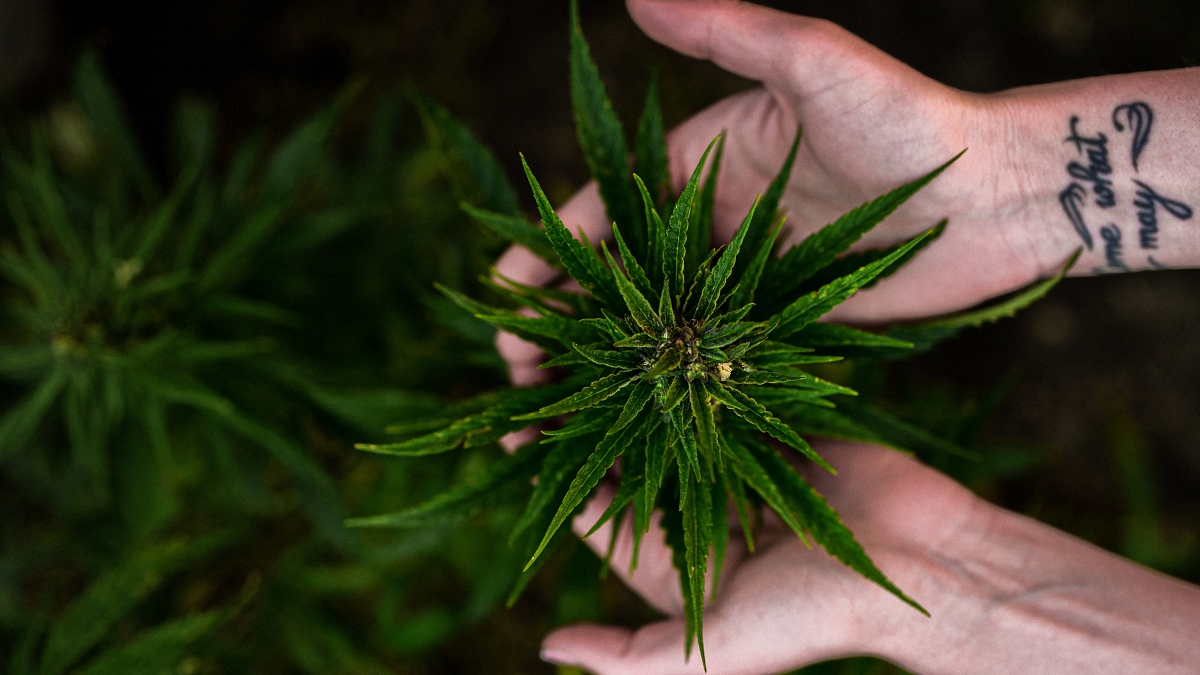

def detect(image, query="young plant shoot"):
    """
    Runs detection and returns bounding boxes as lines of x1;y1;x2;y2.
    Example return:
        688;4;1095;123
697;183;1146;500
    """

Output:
350;1;1068;666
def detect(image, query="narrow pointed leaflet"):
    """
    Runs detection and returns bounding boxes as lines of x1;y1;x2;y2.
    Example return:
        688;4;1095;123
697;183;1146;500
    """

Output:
524;408;655;570
665;138;719;297
697;195;758;319
569;0;643;258
602;242;661;333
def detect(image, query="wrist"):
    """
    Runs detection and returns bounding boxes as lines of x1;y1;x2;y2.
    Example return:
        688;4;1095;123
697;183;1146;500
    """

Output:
875;497;1200;675
971;68;1200;277
863;494;1004;673
966;89;1083;279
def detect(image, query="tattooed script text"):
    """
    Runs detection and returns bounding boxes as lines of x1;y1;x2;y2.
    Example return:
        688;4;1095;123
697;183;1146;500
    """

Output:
1057;101;1194;270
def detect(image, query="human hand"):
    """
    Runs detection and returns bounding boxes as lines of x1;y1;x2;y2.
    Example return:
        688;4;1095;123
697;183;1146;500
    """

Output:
539;441;1200;675
538;441;984;674
496;0;1070;385
538;441;1200;675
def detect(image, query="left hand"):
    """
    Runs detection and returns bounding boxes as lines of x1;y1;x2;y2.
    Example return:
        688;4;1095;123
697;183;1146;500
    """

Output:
539;442;984;675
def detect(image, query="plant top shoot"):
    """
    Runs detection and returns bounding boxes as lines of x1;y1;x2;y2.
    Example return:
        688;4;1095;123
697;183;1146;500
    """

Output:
349;1;1070;667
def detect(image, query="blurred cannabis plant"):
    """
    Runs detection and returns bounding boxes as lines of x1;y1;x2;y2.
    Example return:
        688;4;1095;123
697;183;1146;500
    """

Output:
349;2;1069;665
0;53;382;540
1;51;528;675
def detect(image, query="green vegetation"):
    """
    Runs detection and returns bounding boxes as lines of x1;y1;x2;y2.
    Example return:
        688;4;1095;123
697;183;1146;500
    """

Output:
350;4;1065;667
0;49;523;675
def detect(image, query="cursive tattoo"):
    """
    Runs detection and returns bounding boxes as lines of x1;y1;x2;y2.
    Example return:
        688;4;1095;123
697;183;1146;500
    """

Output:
1100;224;1126;270
1132;179;1193;249
1112;102;1153;172
1060;182;1094;249
1064;116;1116;208
1056;103;1183;266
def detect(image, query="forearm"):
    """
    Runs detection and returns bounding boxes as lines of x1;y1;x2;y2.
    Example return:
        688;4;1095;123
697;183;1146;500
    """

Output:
884;501;1200;674
977;67;1200;276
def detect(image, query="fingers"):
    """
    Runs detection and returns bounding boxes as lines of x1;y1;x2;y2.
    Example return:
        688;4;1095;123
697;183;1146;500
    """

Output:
493;181;611;286
495;329;551;387
627;0;809;85
540;624;636;671
573;484;686;616
626;0;868;93
494;181;612;384
541;611;812;675
542;620;711;675
541;445;983;675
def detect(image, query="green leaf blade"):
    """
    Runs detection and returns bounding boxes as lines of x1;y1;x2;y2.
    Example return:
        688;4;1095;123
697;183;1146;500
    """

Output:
697;195;758;319
635;173;668;290
569;0;643;258
759;150;964;312
634;70;669;208
773;226;938;339
346;444;546;528
734;126;801;286
689;379;717;459
885;249;1079;356
525;410;652;570
721;385;834;473
679;464;712;668
73;610;224;675
39;536;235;675
462;203;560;266
753;444;927;615
520;155;623;309
612;223;656;303
665;138;719;297
602;242;661;333
686;134;724;282
512;428;605;546
572;343;641;370
512;372;636;421
410;88;520;216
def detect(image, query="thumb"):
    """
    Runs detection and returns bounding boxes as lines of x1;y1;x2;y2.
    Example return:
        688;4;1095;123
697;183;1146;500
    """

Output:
542;620;710;675
625;0;834;90
543;614;808;675
626;0;909;98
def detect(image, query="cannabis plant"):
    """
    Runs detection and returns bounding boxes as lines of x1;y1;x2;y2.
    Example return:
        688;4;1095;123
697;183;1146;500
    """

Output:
351;3;1066;665
0;53;382;544
2;53;532;675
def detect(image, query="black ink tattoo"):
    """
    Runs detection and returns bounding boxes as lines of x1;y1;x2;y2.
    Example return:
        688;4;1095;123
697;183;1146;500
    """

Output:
1059;182;1093;249
1132;179;1193;249
1112;102;1153;172
1064;116;1116;208
1147;256;1168;270
1100;224;1127;270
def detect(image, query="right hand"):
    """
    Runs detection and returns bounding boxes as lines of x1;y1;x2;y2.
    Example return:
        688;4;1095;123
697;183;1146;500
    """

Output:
496;0;1072;385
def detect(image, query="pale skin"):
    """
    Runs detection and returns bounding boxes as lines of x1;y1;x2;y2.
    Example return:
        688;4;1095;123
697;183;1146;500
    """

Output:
547;443;1200;675
491;0;1200;672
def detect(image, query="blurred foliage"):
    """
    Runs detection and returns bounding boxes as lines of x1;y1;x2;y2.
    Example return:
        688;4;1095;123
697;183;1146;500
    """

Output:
0;50;552;675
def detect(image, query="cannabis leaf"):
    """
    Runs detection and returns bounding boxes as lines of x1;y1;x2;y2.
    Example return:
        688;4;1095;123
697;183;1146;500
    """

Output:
351;0;1067;666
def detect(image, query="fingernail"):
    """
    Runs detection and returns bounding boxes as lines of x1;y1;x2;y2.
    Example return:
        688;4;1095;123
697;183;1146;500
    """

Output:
540;649;579;666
